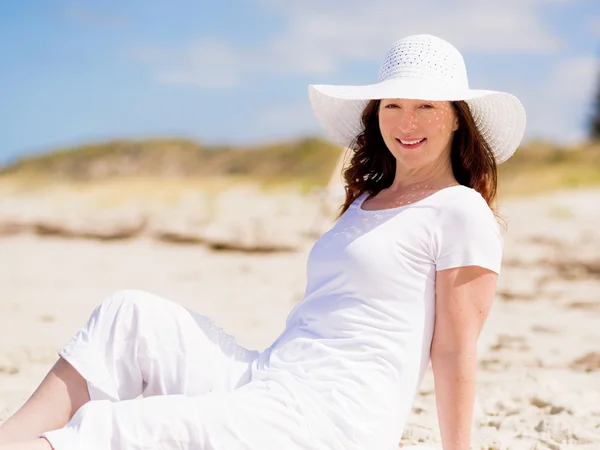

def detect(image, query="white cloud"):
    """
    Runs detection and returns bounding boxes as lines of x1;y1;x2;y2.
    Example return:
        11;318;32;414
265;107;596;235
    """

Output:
153;39;243;88
257;0;563;60
137;0;564;87
133;38;246;88
520;56;598;142
543;56;598;100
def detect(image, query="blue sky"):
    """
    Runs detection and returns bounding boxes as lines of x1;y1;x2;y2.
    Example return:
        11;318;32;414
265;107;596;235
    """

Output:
0;0;599;165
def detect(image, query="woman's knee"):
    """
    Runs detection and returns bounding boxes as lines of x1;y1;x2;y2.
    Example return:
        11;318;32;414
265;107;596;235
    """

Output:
95;289;182;327
100;289;168;311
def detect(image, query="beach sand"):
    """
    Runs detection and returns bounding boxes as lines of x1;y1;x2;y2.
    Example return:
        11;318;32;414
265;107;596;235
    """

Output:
1;187;599;449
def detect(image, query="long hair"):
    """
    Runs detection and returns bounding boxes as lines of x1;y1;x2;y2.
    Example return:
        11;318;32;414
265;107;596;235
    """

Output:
336;100;498;219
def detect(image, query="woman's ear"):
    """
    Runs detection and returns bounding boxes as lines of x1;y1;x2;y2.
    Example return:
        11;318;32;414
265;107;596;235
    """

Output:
452;116;459;132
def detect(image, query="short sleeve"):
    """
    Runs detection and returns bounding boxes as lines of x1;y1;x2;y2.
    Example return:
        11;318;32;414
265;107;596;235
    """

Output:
433;195;504;275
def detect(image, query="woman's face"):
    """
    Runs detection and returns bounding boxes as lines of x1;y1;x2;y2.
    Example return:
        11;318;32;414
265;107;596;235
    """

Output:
378;98;459;170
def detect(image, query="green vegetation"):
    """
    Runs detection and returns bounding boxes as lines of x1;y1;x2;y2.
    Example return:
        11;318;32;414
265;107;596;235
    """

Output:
0;137;343;192
1;136;599;198
497;139;600;197
591;72;600;140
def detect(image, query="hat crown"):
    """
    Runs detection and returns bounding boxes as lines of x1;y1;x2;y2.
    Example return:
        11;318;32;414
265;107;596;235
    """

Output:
377;34;469;89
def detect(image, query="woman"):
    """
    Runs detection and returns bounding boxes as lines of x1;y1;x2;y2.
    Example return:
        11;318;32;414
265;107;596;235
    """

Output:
0;34;526;450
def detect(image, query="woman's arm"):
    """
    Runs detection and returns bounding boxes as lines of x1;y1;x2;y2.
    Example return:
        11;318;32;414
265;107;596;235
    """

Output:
430;265;498;450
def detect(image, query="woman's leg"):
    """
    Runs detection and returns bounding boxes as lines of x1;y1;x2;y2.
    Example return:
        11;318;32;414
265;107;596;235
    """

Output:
39;381;317;450
0;358;88;445
1;289;259;445
53;289;259;401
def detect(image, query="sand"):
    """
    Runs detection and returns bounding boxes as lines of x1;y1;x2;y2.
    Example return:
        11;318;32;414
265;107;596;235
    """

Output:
1;186;599;449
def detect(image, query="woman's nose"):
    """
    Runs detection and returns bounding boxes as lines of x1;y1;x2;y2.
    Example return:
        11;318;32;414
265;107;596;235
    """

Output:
396;110;418;132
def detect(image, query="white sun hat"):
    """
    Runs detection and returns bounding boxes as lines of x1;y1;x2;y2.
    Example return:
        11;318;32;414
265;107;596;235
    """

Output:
308;34;526;164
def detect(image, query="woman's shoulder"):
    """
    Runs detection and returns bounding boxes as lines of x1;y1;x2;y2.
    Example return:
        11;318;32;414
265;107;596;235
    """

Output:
432;186;504;273
436;184;490;207
433;185;497;225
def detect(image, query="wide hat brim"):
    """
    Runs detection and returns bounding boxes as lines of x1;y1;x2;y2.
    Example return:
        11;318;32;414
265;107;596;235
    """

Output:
308;77;526;164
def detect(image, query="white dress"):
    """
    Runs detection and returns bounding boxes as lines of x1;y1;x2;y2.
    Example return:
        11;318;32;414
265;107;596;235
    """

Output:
40;185;503;450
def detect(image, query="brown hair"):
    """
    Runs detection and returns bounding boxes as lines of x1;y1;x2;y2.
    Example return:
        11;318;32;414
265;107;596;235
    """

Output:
336;100;498;219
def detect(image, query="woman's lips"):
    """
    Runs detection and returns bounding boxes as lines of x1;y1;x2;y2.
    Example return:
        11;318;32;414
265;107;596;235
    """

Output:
396;138;426;149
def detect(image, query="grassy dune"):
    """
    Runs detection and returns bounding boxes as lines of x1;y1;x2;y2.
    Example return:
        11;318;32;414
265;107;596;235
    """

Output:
498;140;600;197
1;137;599;201
0;137;341;189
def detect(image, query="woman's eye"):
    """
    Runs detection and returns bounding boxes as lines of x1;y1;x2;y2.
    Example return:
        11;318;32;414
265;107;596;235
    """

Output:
385;104;398;109
420;104;434;109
